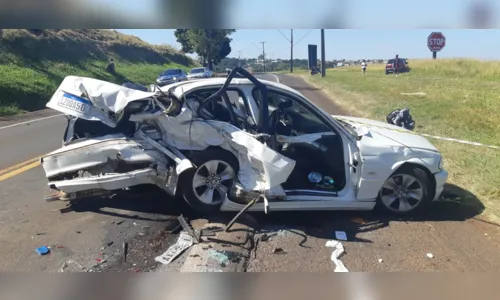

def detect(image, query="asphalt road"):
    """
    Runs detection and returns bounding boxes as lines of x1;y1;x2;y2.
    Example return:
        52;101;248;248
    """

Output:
0;73;500;272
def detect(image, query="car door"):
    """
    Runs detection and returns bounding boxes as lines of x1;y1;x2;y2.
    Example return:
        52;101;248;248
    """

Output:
251;87;358;198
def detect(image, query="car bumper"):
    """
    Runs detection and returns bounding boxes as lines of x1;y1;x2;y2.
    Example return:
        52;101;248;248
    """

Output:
433;169;448;201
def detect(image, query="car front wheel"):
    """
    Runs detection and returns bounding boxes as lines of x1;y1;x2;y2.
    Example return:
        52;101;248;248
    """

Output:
376;165;433;216
179;148;239;214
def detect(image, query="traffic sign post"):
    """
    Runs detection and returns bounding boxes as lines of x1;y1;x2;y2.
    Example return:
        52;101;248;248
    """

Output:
427;32;446;59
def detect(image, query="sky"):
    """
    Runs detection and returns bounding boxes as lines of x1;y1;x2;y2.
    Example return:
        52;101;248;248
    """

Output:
95;0;499;28
117;29;500;61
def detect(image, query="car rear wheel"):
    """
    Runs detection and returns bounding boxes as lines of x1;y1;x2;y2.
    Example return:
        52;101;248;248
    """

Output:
376;165;433;216
179;148;239;214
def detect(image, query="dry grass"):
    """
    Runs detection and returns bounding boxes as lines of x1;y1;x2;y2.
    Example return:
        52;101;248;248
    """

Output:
288;59;500;223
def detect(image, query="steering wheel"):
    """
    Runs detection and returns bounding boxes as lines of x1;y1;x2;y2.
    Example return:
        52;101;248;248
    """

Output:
268;107;292;136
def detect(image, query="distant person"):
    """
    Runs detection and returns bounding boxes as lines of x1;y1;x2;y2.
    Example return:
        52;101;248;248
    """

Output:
361;61;367;75
394;54;399;77
106;57;115;74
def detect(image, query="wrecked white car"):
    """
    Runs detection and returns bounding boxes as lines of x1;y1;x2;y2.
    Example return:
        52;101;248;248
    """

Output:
41;67;448;216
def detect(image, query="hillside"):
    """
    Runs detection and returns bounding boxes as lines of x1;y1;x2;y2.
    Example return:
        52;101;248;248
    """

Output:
0;29;198;116
292;59;500;223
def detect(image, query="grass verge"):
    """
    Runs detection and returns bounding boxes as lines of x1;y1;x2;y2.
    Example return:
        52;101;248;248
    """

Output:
291;59;500;223
0;29;197;116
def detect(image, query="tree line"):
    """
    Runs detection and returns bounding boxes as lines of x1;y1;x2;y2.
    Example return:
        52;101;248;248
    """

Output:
173;29;387;73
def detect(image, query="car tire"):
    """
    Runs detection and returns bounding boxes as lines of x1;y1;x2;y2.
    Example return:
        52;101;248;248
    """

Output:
376;165;433;216
179;148;239;214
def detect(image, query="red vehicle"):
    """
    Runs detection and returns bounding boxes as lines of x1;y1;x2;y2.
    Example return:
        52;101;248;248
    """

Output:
385;58;410;75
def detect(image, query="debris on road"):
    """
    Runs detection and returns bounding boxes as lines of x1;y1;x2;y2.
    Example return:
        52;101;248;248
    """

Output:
378;258;383;263
35;246;50;256
166;220;182;234
207;249;230;267
325;240;348;272
155;232;194;265
427;253;434;259
123;241;128;262
260;232;278;242
225;195;265;232
401;92;427;96
335;231;347;241
350;217;367;225
90;258;107;270
59;259;86;272
178;215;200;243
272;247;287;255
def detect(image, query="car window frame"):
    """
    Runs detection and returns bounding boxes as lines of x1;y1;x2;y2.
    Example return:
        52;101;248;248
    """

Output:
251;86;340;135
184;86;254;130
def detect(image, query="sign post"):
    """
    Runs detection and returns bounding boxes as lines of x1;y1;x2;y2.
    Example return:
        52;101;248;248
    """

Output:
427;32;446;59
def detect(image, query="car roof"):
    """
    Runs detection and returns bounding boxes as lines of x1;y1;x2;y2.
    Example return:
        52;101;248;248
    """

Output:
165;77;305;99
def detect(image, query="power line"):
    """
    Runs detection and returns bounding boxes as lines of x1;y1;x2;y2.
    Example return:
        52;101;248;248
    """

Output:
251;42;261;51
276;29;291;42
293;30;313;46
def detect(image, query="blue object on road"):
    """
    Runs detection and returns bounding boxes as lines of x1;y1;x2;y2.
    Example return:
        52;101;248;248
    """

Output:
36;246;50;255
308;172;322;183
322;176;335;186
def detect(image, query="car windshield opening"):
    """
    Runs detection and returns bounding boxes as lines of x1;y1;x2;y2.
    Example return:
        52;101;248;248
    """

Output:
160;70;179;76
190;68;205;74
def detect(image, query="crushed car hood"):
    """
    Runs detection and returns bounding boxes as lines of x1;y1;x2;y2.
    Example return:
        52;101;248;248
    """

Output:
332;115;439;152
47;76;162;127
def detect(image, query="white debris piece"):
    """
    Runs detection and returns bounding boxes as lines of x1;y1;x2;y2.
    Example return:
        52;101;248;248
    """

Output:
155;232;194;265
400;92;427;96
325;240;348;272
378;258;383;263
426;253;434;259
335;231;347;241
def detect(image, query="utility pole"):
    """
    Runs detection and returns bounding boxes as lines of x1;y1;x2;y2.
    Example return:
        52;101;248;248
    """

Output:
238;50;242;67
261;42;266;72
321;29;326;77
290;29;294;73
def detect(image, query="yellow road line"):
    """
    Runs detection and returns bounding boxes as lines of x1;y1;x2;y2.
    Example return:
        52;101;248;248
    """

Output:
0;157;42;182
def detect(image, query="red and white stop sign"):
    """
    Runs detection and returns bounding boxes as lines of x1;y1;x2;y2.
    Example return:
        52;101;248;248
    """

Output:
428;32;446;52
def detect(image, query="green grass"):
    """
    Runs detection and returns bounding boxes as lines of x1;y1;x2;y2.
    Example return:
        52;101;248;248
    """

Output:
292;59;500;223
0;29;198;116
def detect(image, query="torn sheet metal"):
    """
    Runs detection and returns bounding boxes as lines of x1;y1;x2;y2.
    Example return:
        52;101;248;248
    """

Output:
42;133;168;178
46;76;296;193
151;99;296;192
155;232;194;265
47;76;157;127
325;240;349;272
49;168;158;193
